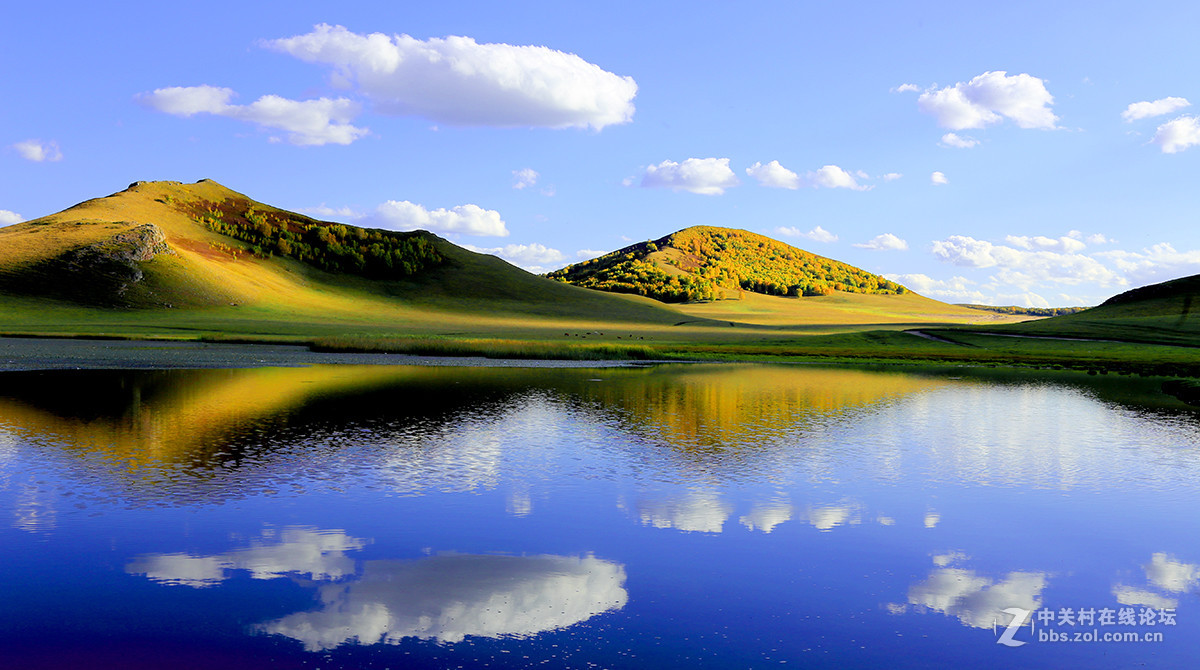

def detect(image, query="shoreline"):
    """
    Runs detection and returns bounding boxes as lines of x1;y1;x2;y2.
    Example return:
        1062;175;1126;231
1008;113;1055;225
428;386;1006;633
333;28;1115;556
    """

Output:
0;336;667;371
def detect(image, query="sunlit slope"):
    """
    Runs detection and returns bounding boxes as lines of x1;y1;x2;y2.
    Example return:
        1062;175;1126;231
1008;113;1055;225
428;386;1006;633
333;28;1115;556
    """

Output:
670;289;1027;330
548;226;907;301
985;274;1200;346
0;179;689;329
547;225;1029;329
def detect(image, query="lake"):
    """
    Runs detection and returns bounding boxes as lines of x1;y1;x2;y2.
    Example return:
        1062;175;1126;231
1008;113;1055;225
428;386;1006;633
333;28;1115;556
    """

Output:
0;362;1197;668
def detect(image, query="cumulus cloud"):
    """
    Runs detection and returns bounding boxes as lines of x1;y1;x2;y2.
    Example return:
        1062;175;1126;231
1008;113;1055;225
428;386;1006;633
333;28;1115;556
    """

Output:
887;273;987;303
746;160;801;189
1122;97;1190;122
13;139;62;162
512;168;538;189
931;234;1123;289
1152;115;1200;153
881;172;903;181
776;225;838;243
576;248;609;260
854;233;908;251
892;83;920;93
462;242;566;272
940;132;979;148
747;162;869;190
0;210;25;226
640;158;739;195
808;164;870;190
917;71;1058;130
930;171;948;185
1143;552;1200;593
1097;243;1200;286
1004;234;1086;253
260;553;628;649
265;24;636;130
139;85;368;146
373;200;507;236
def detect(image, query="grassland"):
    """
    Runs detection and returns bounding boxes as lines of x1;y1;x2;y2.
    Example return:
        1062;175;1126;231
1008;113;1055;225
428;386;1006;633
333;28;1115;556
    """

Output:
1;179;1197;382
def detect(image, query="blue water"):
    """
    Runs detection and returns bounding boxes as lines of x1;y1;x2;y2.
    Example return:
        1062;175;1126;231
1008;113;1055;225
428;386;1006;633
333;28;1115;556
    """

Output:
0;364;1197;668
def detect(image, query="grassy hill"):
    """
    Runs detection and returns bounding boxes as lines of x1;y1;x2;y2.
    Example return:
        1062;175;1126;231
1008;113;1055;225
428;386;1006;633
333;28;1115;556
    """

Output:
547;226;907;302
0;180;687;320
963;274;1200;347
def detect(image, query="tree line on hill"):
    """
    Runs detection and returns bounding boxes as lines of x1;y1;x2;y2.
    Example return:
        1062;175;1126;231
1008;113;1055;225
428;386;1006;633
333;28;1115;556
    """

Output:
192;202;443;279
547;227;905;302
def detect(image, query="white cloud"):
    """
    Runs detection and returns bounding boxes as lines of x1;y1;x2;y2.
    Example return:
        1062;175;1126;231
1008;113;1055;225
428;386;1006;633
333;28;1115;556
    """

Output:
886;273;987;303
140;85;368;146
931;235;1123;289
1122;97;1190;122
917;71;1058;130
640;158;739;195
260;553;628;649
13;139;62;162
1087;233;1110;245
930;171;948;185
747;162;869;190
265;24;636;130
463;242;566;271
1152;115;1200;153
373;200;508;236
576;249;609;260
746;160;801;189
775;225;838;243
881;172;903;181
854;233;908;251
892;83;920;93
939;132;979;149
1096;243;1200;286
1004;234;1086;253
512;168;538;189
808;164;870;190
0;210;25;226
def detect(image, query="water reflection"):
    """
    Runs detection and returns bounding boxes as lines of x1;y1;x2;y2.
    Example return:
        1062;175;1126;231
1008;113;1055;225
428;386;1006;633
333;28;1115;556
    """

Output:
903;553;1047;628
739;498;794;533
1112;553;1200;609
626;489;734;533
803;500;861;531
261;553;628;649
127;526;368;587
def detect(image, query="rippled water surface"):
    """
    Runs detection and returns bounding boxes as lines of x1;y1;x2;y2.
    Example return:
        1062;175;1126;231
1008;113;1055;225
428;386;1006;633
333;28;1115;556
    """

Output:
1;363;1198;668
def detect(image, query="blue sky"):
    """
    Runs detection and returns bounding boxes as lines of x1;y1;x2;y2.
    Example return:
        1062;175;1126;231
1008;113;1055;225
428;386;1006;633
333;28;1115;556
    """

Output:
4;1;1200;306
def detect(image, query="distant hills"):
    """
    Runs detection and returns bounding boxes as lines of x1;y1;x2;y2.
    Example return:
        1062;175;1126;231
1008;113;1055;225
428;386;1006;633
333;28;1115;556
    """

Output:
547;226;906;302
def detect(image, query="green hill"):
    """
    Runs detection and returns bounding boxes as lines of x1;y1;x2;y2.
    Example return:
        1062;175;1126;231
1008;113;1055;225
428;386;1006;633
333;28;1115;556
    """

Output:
981;274;1200;346
546;226;906;302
